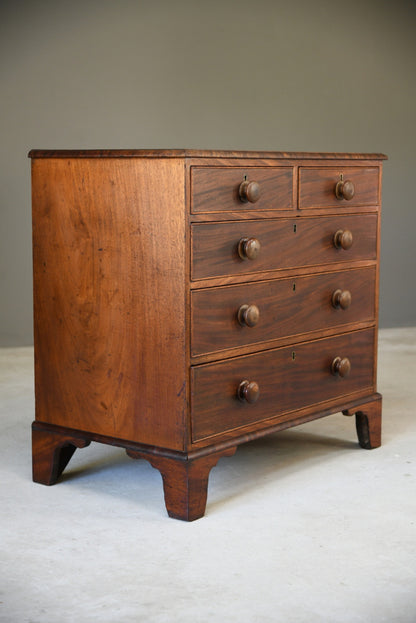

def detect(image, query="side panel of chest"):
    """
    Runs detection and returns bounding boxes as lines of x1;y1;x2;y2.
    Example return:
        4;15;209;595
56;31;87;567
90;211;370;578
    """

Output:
32;157;187;449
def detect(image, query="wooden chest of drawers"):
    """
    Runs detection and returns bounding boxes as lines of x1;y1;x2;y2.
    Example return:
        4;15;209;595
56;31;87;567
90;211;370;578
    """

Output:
29;149;386;520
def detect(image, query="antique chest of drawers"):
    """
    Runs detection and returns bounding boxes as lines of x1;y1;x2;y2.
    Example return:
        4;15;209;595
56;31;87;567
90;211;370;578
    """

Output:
29;149;386;520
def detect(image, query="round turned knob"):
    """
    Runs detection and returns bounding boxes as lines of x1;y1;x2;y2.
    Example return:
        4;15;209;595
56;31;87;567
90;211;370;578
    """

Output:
239;180;261;203
238;237;261;260
331;357;351;377
237;304;260;327
335;179;355;201
332;289;352;310
333;229;353;250
237;380;260;403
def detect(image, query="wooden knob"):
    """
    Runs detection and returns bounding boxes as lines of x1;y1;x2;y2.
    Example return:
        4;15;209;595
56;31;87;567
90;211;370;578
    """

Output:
237;304;260;327
331;357;351;377
237;380;260;403
335;179;355;201
239;180;261;203
238;237;261;260
333;229;353;250
332;289;352;310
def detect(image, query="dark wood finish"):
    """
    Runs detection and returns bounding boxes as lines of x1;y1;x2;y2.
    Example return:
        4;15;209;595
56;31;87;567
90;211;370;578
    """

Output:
192;214;377;280
237;304;260;327
31;420;237;520
32;422;91;485
191;267;375;356
332;289;352;310
191;329;375;441
29;149;387;160
239;179;261;203
30;149;385;519
335;179;355;201
191;167;293;213
331;356;351;377
237;380;260;404
343;394;382;449
127;446;237;521
334;229;353;250
299;167;379;208
237;237;261;260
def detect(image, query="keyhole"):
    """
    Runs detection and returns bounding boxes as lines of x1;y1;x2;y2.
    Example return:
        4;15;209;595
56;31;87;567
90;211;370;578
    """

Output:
293;283;296;292
292;351;296;360
293;223;297;233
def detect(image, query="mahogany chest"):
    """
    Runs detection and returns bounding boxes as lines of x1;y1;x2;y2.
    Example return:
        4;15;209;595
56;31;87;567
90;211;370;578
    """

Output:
29;149;386;520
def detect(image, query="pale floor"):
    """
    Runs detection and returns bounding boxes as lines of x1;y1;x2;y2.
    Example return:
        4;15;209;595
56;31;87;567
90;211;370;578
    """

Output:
1;328;415;623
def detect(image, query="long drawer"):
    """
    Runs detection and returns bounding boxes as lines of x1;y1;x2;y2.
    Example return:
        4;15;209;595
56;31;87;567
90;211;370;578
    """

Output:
191;267;376;356
191;328;375;441
191;214;377;280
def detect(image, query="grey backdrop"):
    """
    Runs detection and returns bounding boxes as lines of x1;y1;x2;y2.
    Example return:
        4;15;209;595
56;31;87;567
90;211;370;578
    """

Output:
1;0;415;345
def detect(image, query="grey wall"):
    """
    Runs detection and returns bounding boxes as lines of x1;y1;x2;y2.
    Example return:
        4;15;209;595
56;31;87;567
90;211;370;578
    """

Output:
1;0;415;345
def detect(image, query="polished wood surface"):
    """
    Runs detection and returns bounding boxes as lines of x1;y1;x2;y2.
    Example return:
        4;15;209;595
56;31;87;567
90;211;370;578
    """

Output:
335;179;355;201
299;166;380;208
191;214;377;280
239;179;261;203
191;329;375;441
343;393;382;449
32;157;186;449
191;166;293;212
29;149;388;160
191;267;375;357
30;149;385;520
127;446;237;521
333;229;354;250
32;422;91;485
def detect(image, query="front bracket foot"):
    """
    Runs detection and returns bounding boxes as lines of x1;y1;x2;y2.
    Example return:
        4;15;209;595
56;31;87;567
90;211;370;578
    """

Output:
127;446;237;521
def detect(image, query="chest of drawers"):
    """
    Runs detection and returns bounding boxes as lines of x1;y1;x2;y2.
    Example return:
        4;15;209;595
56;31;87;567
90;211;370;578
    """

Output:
29;149;386;520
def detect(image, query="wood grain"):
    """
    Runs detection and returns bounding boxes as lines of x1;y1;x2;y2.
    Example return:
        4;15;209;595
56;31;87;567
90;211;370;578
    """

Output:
191;166;293;213
299;166;380;208
29;149;388;160
191;267;376;356
32;157;186;449
191;329;375;441
127;446;237;521
191;214;378;280
30;149;385;519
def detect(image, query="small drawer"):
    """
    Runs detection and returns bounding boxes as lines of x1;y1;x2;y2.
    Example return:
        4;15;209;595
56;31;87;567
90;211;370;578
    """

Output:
191;267;376;356
191;329;375;441
191;166;293;213
299;167;379;209
191;214;377;280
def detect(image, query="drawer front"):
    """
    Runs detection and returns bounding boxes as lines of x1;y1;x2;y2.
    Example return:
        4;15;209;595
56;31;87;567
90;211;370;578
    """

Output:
299;167;379;209
191;267;376;356
191;329;375;441
192;214;377;280
191;167;293;213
